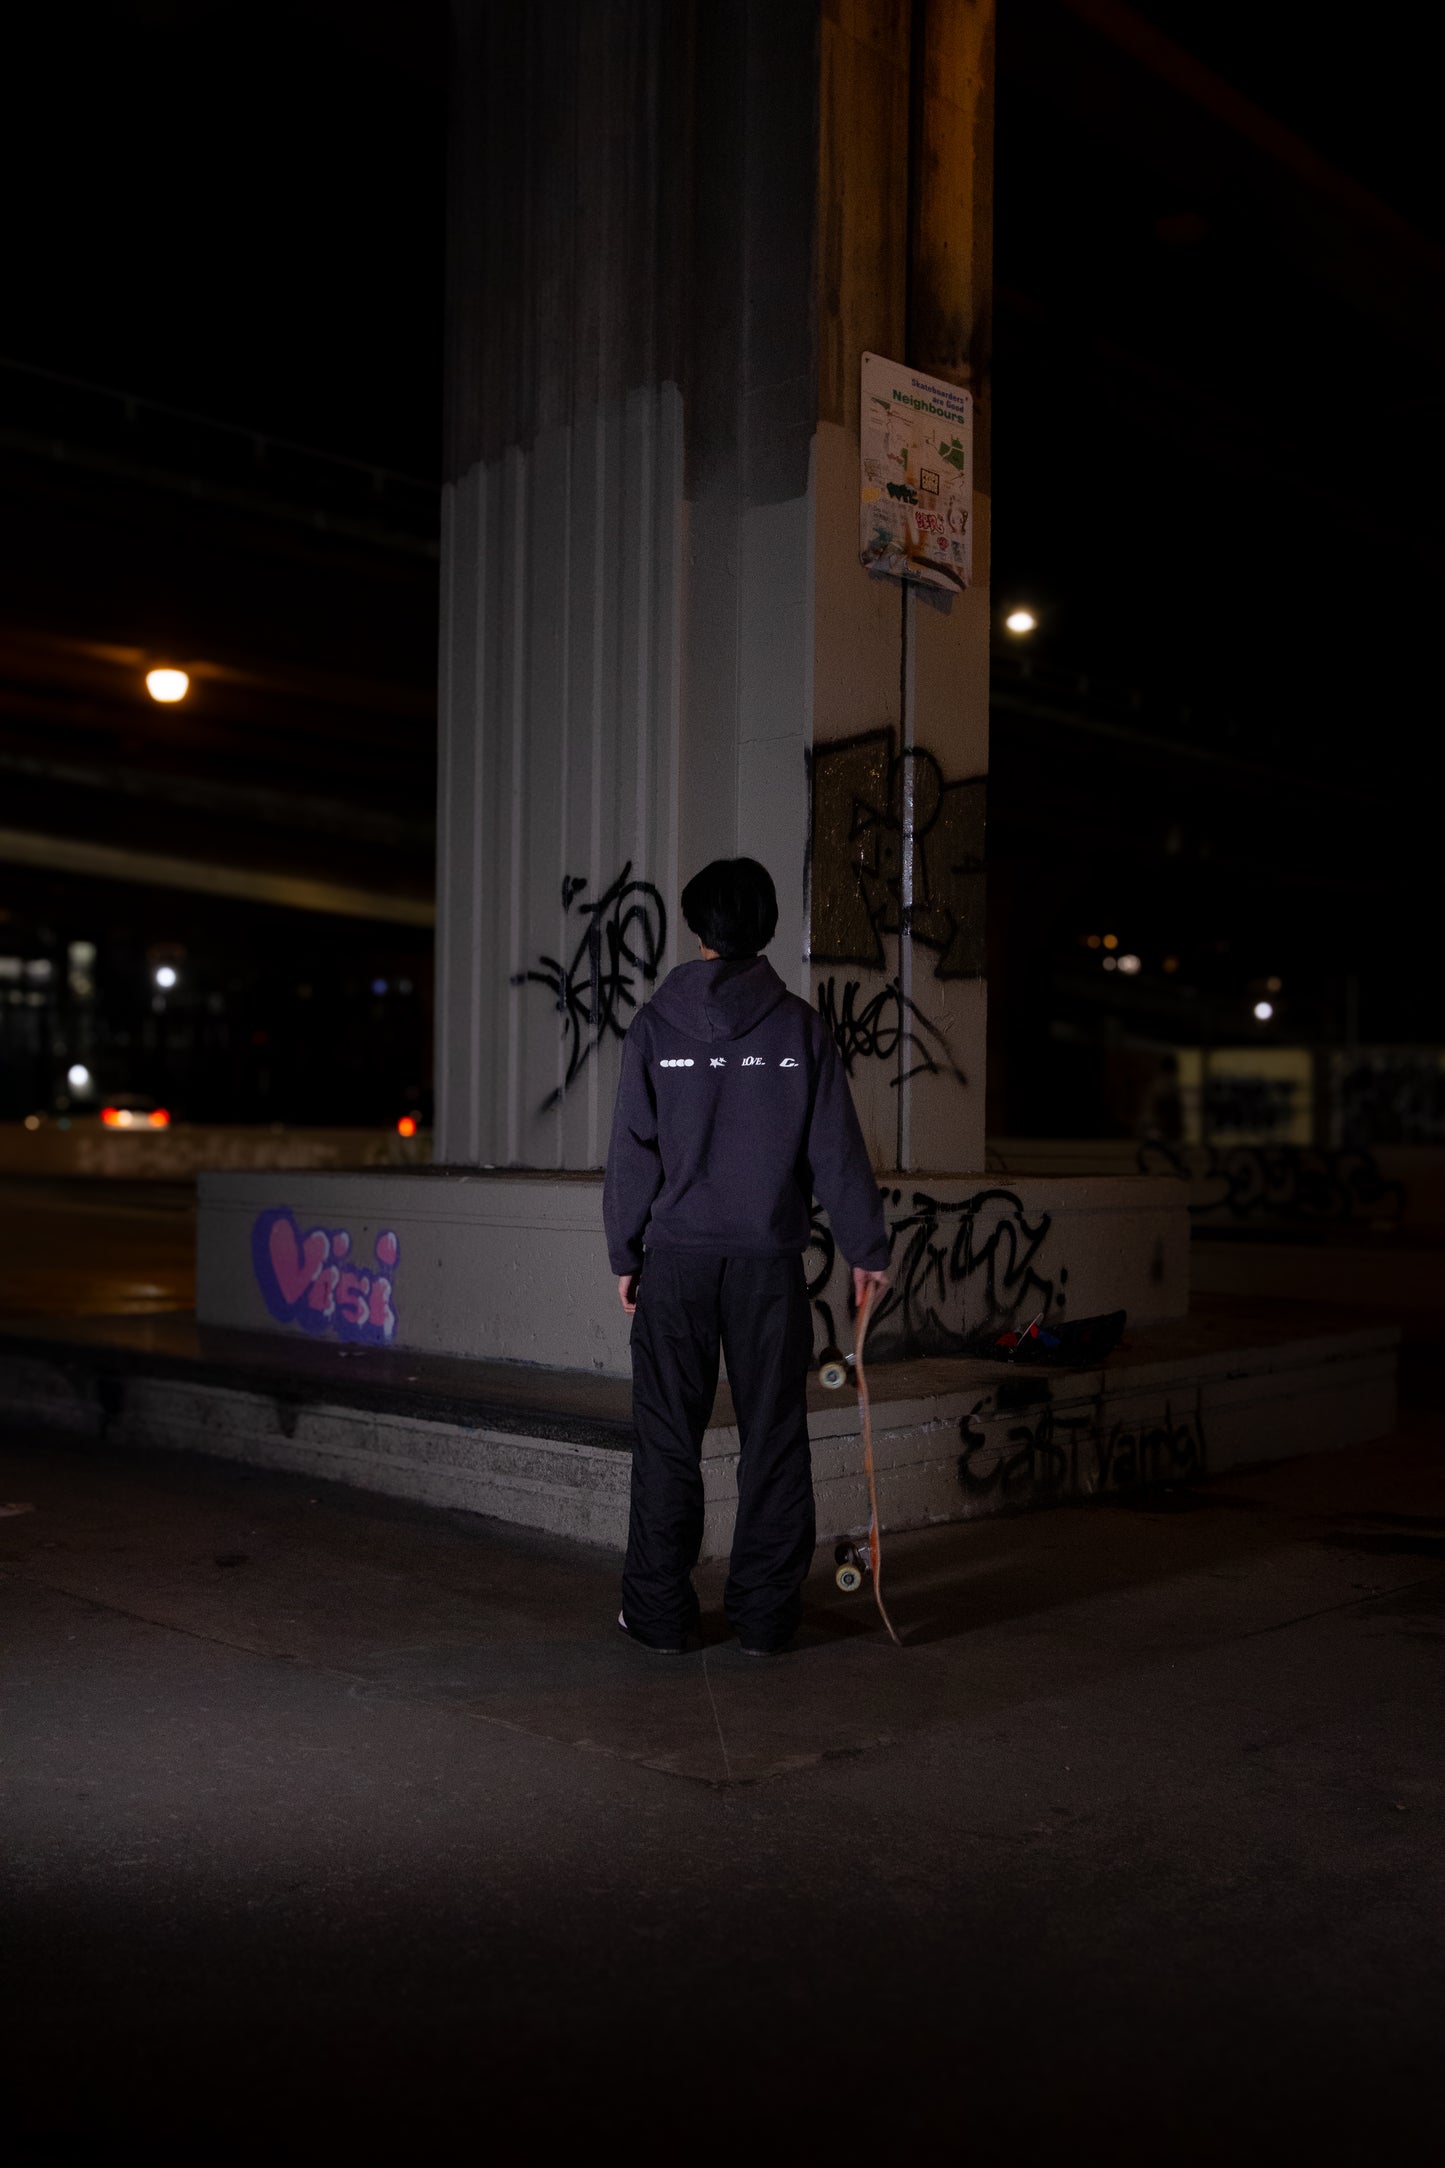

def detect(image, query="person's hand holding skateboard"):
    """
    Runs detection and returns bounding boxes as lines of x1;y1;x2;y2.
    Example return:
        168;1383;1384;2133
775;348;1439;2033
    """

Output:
852;1265;890;1312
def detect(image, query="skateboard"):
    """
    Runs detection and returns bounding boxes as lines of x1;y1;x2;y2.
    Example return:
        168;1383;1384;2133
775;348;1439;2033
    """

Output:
822;1282;902;1645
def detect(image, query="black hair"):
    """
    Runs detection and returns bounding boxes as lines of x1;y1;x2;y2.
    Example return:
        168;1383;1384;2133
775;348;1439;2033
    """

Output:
680;857;778;960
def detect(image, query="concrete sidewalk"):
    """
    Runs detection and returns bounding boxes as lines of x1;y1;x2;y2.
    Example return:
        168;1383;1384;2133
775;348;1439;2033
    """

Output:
3;1413;1444;2160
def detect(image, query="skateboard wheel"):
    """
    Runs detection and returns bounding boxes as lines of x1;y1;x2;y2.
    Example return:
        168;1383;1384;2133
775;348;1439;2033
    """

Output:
835;1563;864;1593
817;1348;848;1390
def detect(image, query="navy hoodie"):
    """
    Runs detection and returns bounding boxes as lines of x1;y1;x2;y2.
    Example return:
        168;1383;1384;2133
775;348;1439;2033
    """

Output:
603;956;889;1274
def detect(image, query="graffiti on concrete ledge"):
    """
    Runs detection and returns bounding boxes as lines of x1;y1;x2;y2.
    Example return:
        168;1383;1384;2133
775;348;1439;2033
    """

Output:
512;862;667;1111
251;1207;399;1344
810;728;985;978
816;974;967;1092
958;1395;1204;1508
806;1185;1059;1359
1138;1140;1404;1224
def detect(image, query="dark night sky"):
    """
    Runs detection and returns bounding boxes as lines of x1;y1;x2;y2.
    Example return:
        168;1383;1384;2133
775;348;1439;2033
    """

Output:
3;1;448;474
4;0;1442;1121
7;1;1439;729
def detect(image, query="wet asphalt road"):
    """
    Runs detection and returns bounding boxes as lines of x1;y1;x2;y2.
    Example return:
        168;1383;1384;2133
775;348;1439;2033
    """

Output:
2;1175;194;1316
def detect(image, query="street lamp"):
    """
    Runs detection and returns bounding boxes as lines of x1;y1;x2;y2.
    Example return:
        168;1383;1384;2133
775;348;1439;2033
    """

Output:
145;668;190;703
1004;609;1037;635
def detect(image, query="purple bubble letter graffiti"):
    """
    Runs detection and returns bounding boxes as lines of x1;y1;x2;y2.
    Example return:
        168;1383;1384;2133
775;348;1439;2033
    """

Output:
250;1208;400;1345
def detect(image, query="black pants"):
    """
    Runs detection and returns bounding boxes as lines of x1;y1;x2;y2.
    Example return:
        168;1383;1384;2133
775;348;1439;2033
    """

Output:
623;1251;815;1650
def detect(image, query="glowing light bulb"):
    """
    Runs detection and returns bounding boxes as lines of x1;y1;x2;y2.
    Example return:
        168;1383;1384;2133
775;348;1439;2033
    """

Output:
1004;609;1037;635
397;1115;418;1138
1253;1000;1274;1022
154;965;178;989
67;1063;91;1089
145;668;190;703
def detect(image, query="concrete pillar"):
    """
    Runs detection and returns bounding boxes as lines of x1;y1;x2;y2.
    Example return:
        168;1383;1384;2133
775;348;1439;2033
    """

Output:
437;0;993;1173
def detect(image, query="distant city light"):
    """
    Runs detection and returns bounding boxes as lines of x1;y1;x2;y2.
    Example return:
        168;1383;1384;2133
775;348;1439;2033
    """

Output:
1085;934;1102;949
1103;955;1117;971
1162;956;1180;974
1116;953;1142;974
397;1114;418;1138
1266;975;1282;993
154;964;178;989
145;668;190;704
101;1106;172;1129
1253;1000;1274;1022
67;1063;91;1089
372;978;389;996
1102;934;1119;950
150;1108;171;1129
1004;609;1037;635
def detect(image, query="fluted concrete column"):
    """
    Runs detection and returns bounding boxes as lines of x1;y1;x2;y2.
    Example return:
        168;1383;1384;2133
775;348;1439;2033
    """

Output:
437;0;992;1172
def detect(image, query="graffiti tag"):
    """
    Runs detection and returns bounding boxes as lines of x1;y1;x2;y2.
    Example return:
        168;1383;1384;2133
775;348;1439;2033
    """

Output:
958;1399;1204;1507
251;1207;399;1345
816;974;967;1092
806;1185;1058;1359
810;728;985;978
512;862;667;1110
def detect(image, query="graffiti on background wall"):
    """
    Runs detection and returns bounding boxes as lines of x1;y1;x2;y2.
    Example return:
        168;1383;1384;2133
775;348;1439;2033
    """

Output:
810;728;985;979
958;1395;1204;1508
251;1207;399;1344
1333;1050;1445;1147
806;1184;1059;1358
1138;1140;1404;1224
512;863;667;1111
816;974;968;1092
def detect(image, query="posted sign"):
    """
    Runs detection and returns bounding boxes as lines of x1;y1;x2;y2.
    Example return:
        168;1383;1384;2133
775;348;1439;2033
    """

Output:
859;352;973;592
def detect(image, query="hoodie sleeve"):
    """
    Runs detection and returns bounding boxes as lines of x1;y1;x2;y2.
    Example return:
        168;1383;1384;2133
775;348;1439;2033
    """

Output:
603;1017;663;1274
805;1021;890;1270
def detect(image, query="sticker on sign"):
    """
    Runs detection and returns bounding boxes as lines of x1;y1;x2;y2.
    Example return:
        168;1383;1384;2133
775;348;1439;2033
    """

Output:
859;353;973;592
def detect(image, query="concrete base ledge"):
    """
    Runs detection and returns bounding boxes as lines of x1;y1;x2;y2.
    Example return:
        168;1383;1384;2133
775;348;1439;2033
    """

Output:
0;1300;1397;1559
196;1164;1190;1376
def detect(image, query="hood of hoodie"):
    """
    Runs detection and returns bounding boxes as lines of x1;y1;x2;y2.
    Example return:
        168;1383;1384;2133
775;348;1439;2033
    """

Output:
646;956;791;1044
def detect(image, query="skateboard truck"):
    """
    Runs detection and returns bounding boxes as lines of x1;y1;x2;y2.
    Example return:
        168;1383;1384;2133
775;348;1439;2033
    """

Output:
817;1346;855;1390
833;1537;872;1593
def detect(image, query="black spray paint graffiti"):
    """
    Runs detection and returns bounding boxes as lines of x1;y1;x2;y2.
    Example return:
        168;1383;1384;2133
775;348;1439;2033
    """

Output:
816;975;968;1092
958;1397;1204;1508
806;1185;1060;1358
511;864;666;1110
809;727;985;978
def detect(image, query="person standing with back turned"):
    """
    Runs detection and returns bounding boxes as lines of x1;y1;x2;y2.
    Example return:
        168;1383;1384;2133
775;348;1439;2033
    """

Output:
604;858;891;1656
